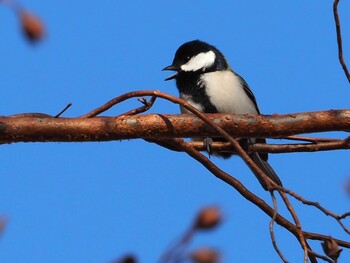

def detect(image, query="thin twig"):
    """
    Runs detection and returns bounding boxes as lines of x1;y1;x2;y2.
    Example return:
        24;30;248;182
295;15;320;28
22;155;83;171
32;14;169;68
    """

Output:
0;0;21;11
339;211;350;219
278;191;310;263
308;250;335;263
187;140;350;154
79;90;160;118
117;96;157;117
54;103;72;118
285;188;350;234
304;231;350;249
146;138;183;152
333;0;350;83
270;192;288;263
158;226;196;263
283;135;341;143
343;135;350;143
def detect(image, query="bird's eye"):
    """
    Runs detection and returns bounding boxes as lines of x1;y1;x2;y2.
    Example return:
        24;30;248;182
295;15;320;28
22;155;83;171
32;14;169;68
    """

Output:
186;56;191;61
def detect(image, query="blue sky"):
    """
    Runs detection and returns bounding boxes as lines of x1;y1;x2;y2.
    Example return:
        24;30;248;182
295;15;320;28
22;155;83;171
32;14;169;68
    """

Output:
0;1;350;262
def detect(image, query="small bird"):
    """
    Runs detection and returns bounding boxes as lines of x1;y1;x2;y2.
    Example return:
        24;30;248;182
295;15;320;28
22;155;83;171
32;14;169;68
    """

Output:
163;40;282;190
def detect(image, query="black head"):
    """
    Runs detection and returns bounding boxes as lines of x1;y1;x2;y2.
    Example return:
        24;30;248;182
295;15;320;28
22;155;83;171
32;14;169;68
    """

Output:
163;40;229;81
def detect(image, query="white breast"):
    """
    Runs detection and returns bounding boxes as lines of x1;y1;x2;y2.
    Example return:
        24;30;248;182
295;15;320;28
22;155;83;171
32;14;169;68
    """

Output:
200;71;258;114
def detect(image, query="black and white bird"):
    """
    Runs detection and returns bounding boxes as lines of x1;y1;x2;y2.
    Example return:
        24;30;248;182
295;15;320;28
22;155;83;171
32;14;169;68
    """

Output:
163;40;282;190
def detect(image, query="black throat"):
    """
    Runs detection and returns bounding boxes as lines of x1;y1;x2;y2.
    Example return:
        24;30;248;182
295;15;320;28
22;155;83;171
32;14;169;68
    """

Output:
175;71;218;113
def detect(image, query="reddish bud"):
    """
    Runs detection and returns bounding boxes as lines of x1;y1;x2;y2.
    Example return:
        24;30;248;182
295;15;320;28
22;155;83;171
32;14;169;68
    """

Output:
19;10;45;42
321;238;342;261
113;255;137;263
190;247;220;263
194;206;221;230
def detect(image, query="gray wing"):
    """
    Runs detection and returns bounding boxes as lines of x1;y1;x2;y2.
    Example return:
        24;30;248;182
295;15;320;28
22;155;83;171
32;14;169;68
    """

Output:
234;72;261;114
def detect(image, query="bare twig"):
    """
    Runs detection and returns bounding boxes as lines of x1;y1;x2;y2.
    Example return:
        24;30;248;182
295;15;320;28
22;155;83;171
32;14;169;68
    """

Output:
54;103;72;118
333;0;350;83
79;90;161;118
283;135;341;143
0;0;21;11
308;250;335;263
159;226;196;263
278;191;310;263
269;192;288;263
343;135;350;143
117;96;157;117
285;188;350;234
188;139;350;154
304;232;350;249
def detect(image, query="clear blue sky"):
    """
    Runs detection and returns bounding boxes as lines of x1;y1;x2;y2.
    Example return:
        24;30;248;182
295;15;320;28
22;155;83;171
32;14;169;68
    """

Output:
0;1;350;262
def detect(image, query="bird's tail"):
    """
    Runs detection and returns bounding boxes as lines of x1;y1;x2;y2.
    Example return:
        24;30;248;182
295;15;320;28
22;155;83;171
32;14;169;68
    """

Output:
249;152;283;190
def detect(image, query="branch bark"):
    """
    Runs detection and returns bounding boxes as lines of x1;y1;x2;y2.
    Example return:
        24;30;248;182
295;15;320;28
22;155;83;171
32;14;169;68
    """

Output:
1;109;350;143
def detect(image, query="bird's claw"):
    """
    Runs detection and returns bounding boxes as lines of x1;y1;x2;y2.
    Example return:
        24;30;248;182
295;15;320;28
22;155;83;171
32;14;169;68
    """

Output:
203;137;214;158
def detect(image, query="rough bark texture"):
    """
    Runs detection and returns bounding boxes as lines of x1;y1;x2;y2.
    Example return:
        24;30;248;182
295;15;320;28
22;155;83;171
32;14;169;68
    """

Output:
0;110;349;143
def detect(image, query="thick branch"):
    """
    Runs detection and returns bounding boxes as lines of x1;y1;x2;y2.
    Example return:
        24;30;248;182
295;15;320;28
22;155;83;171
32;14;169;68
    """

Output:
1;109;350;143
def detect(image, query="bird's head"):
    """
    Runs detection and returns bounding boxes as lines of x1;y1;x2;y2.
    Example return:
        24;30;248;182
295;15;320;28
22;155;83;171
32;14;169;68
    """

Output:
163;40;228;81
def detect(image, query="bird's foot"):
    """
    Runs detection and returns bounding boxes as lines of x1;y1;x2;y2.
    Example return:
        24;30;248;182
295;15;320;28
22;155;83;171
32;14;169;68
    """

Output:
203;137;214;158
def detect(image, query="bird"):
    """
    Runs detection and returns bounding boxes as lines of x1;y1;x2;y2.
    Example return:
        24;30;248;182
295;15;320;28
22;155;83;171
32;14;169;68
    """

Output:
162;40;282;190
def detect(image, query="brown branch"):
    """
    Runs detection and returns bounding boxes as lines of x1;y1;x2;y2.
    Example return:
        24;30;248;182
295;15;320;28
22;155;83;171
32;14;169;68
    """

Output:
1;0;349;260
1;90;350;259
333;0;350;83
188;139;350;154
285;188;350;234
283;135;341;143
278;190;310;263
154;138;324;261
79;90;162;118
159;92;274;190
80;90;273;188
54;103;72;118
308;250;335;263
10;89;350;190
269;192;288;263
305;232;350;250
151;139;350;260
1;110;350;143
117;96;157;117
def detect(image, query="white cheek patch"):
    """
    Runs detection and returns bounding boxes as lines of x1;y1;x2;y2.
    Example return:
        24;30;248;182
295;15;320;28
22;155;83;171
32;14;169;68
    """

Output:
181;50;216;72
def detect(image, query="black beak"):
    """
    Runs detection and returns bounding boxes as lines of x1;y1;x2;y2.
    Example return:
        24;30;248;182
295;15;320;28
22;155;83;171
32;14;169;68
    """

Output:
162;65;178;71
162;65;179;81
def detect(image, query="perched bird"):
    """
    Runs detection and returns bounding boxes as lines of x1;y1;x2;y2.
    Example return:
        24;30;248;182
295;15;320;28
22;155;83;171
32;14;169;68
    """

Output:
163;40;282;190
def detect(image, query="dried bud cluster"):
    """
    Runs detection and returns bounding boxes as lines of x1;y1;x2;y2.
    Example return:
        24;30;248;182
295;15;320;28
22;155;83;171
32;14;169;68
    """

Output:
321;238;342;261
194;206;222;230
190;248;220;263
19;10;45;42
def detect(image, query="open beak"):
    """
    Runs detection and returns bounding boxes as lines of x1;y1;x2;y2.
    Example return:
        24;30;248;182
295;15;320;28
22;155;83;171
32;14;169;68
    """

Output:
162;65;179;81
